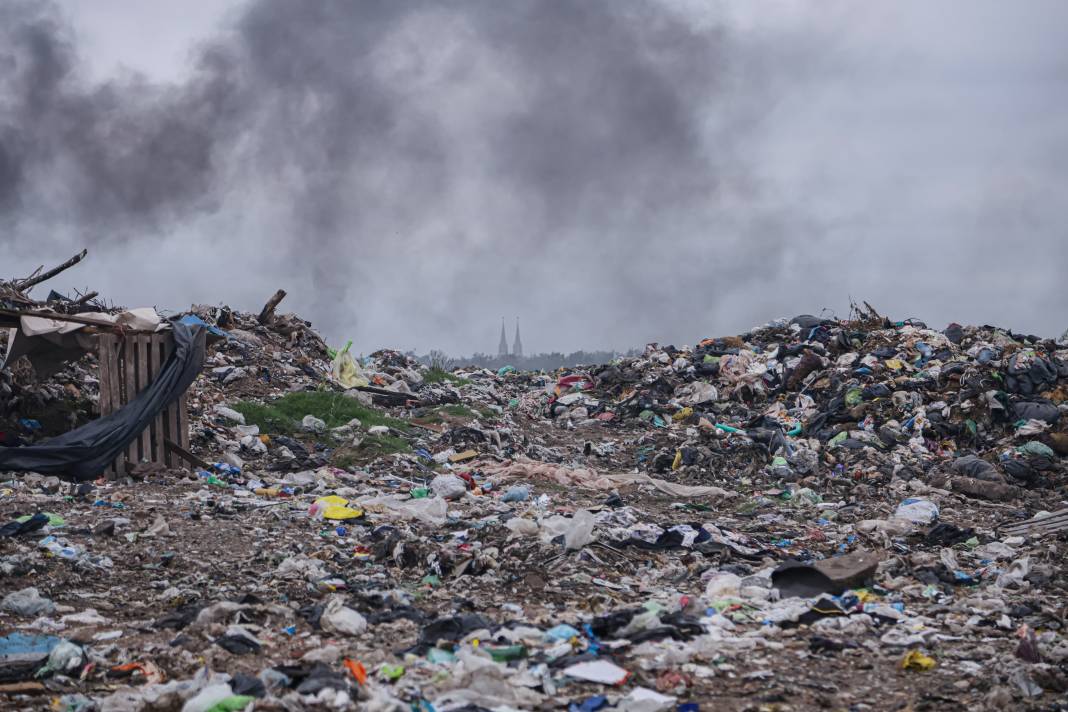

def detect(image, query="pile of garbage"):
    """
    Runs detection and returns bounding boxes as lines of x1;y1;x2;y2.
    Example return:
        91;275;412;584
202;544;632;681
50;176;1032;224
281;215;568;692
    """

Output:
2;297;1068;710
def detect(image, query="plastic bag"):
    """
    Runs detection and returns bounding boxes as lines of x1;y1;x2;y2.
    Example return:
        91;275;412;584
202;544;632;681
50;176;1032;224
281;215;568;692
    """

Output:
330;342;368;389
894;497;939;525
358;495;448;526
320;596;368;635
430;474;468;500
1;587;55;617
564;509;596;550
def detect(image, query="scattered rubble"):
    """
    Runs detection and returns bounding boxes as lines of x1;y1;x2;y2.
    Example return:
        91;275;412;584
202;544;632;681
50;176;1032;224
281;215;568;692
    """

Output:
3;277;1068;709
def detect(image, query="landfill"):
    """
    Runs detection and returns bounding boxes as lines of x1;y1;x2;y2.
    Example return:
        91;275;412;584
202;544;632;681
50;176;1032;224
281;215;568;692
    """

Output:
3;279;1068;710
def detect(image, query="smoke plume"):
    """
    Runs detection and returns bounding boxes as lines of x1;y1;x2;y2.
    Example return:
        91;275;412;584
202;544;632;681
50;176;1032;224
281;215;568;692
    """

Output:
2;1;1067;353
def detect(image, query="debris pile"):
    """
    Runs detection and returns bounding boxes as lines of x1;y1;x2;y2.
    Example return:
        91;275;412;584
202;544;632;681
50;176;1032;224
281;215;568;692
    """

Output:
2;290;1068;709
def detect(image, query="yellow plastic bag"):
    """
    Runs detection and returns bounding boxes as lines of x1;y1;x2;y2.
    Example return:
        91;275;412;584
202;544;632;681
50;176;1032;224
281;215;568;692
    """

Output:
322;505;363;520
899;650;936;671
312;496;364;520
331;344;368;389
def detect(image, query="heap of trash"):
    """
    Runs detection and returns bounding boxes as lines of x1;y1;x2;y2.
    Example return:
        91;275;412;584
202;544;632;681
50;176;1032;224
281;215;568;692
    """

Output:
3;283;1068;709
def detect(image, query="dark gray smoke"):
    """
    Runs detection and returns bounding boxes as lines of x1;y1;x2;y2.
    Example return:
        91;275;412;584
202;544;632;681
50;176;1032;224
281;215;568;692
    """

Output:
0;1;243;229
3;1;1067;353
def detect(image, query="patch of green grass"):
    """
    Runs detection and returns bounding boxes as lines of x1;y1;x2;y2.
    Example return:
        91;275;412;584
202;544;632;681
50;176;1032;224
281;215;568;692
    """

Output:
359;433;411;456
423;367;471;386
734;499;761;515
442;403;499;420
331;450;361;470
332;434;411;468
233;391;409;436
231;401;299;435
411;403;498;425
438;404;478;418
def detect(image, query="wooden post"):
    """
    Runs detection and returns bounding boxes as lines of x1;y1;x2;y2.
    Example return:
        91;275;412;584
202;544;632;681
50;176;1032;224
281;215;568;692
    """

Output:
258;289;287;325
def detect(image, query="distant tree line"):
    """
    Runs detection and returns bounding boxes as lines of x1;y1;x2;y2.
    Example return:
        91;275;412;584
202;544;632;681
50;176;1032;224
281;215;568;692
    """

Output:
416;348;641;372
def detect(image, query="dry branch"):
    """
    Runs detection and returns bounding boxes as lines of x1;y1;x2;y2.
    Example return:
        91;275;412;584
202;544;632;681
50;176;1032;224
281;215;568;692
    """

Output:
17;249;88;292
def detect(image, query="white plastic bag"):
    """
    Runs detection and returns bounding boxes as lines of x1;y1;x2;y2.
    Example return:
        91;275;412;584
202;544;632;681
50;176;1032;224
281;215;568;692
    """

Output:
894;497;939;525
431;474;467;500
564;509;596;550
320;596;368;635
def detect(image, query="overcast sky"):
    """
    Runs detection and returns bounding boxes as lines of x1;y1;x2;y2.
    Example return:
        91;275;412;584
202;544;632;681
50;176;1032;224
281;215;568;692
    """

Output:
3;1;1066;355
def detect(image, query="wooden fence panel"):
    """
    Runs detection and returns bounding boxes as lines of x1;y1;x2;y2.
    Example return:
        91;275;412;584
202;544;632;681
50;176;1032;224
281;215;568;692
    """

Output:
96;330;194;477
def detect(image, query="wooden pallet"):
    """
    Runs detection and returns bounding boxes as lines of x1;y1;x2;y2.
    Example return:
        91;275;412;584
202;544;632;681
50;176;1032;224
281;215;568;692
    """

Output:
999;508;1068;538
97;332;190;477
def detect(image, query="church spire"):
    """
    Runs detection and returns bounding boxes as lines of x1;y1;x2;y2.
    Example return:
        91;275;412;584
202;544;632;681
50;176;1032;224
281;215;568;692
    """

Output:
512;317;523;357
498;317;509;356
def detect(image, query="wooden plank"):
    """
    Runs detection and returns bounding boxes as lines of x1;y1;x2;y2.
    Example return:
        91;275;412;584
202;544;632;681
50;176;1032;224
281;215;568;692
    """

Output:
108;336;124;477
109;338;122;417
137;335;151;463
1000;508;1068;537
0;681;46;695
124;338;137;467
161;338;175;467
176;330;191;448
178;390;190;451
165;439;210;470
150;334;164;463
0;308;124;329
97;336;112;416
97;335;115;478
173;331;192;452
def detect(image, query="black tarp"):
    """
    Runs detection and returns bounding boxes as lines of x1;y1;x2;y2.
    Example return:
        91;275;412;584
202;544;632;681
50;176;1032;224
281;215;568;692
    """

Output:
0;321;206;480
